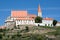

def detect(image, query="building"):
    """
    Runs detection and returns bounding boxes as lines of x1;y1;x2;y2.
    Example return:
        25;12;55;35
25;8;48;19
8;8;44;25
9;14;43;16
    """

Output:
5;4;60;28
56;22;60;26
11;10;36;26
0;26;6;29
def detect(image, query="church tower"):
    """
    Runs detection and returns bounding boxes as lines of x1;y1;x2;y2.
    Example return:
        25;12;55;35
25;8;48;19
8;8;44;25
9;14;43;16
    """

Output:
38;4;42;17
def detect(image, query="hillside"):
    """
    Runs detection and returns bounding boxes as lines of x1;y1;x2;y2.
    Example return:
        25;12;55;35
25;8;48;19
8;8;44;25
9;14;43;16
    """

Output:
0;26;60;40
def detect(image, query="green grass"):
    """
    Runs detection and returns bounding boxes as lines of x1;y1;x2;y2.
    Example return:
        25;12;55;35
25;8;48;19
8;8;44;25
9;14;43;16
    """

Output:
0;26;60;40
45;26;60;36
38;26;55;29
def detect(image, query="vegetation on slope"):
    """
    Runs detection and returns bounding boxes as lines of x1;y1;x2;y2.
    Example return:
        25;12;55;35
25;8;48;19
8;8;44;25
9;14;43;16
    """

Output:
0;26;60;40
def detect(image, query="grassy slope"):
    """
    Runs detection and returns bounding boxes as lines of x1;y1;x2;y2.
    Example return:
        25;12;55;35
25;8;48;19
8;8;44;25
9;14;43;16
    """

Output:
0;26;60;40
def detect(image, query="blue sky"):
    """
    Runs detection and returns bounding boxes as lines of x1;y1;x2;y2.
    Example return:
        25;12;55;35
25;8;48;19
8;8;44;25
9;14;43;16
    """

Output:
0;0;60;26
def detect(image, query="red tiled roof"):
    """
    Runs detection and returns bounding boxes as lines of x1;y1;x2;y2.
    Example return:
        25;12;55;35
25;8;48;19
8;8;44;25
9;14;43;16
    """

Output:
11;10;36;18
16;18;34;20
28;14;36;17
11;10;27;17
43;18;53;20
11;10;36;20
0;26;6;29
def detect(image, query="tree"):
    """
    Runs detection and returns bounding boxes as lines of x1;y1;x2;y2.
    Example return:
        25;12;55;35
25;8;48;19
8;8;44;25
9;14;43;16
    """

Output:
35;16;42;23
53;20;57;26
0;34;2;39
17;25;19;27
25;26;29;32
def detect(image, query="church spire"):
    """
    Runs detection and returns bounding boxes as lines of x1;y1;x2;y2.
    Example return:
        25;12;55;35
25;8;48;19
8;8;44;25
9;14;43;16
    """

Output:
38;4;41;12
38;4;42;17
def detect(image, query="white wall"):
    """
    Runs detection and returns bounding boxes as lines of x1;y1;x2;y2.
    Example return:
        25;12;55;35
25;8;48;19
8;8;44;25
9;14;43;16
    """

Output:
42;20;53;26
34;23;45;26
38;12;42;17
15;19;53;26
56;23;60;26
5;17;54;27
16;20;35;26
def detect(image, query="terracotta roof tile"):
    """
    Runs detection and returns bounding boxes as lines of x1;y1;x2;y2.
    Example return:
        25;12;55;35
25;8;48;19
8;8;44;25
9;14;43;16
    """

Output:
11;10;27;17
16;18;34;20
11;10;36;20
28;14;36;17
43;18;53;20
0;26;6;29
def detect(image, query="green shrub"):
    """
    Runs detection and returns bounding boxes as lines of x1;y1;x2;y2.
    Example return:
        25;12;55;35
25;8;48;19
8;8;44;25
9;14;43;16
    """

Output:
0;34;2;39
25;26;29;32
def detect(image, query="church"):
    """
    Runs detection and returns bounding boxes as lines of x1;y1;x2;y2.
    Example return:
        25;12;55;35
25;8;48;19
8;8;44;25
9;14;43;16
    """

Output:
5;4;59;28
